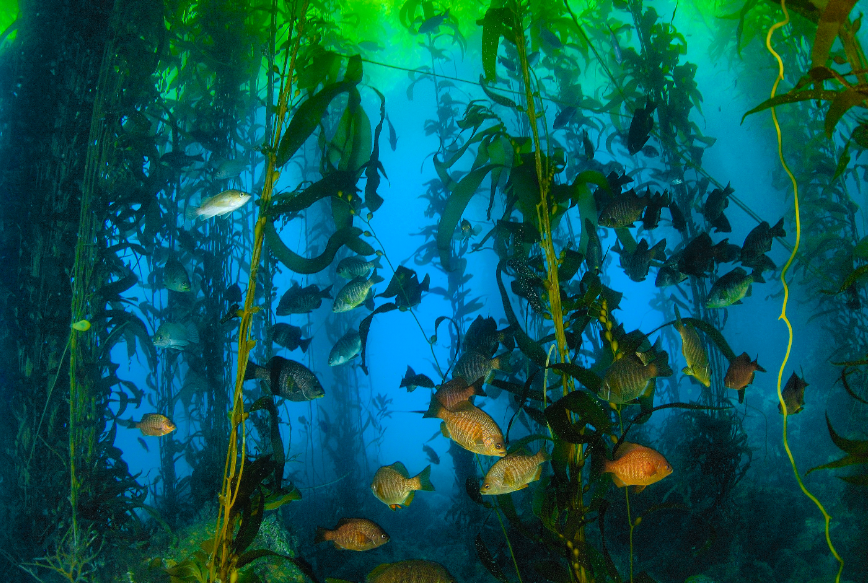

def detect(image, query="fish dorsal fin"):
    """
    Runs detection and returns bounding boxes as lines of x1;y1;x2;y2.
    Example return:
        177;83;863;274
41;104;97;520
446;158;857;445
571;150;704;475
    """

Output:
614;441;644;459
389;461;409;478
336;517;354;527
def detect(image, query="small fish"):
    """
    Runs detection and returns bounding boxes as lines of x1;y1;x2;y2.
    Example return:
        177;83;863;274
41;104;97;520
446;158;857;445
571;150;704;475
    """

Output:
224;283;243;303
269;323;312;353
370;462;434;510
740;218;786;264
702;183;734;233
480;448;550;495
497;56;517;72
220;303;242;324
598;189;651;228
424;401;506;457
453;219;482;241
453;350;510;384
655;255;688;287
276;282;332;315
386;114;398;151
553;106;577;130
328;329;362;366
135;413;176;437
422;444;440;465
640;145;659;157
185;189;252;221
601;345;673;404
153;322;199;350
367;560;456;583
608;24;623;64
527;51;540;67
674;305;711;387
540;27;563;49
603;442;672;493
212;157;247;180
163;258;191;292
434;377;486;411
678;233;729;277
418;8;449;34
399;366;436;392
463;315;514;356
584;219;603;273
314;518;389;551
668;201;687;232
244;356;325;401
641;190;669;230
333;272;384;313
627;98;656;155
137;437;149;451
706;267;759;308
582;129;594;159
779;372;808;415
159;150;204;169
724;352;766;403
615;238;666;282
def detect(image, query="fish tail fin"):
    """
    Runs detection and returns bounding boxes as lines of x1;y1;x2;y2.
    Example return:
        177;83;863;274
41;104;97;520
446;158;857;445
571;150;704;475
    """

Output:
650;238;667;258
244;361;267;382
750;267;766;284
364;292;375;311
771;217;786;238
653;349;673;378
536;448;552;463
738;389;745;404
370;270;385;284
471;379;487;398
754;357;766;373
423;399;443;419
314;527;331;544
321;285;333;299
413;465;435;491
184;206;200;221
185;323;200;345
299;337;312;353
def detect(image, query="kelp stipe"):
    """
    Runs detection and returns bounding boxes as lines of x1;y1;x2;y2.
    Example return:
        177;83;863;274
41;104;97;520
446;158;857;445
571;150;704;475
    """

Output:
764;2;844;581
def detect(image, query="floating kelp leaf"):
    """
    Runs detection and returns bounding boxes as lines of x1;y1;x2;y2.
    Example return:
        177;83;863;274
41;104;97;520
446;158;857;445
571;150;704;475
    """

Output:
839;368;868;404
236;549;321;583
365;88;387;212
505;372;537;441
329;87;372;171
432;315;458;346
558;249;584;282
263;485;301;510
437;164;495;271
548;363;603;395
811;0;860;69
276;55;363;167
475;534;509;583
480;75;518;109
233;490;265;555
633;572;659;583
545;399;598;444
359;302;398;374
553;388;610;432
853;236;868;260
480;7;513;82
379;265;430;310
825;88;868;138
270;170;360;218
98;271;138;301
635;380;656;425
266;225;367;275
832;142;851;182
741;88;841;122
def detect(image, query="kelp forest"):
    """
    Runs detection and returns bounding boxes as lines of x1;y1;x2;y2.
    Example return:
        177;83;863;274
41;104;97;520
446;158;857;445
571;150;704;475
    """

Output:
0;0;866;583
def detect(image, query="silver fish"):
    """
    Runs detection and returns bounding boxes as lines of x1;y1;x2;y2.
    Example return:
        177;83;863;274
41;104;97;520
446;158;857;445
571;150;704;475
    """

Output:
185;189;252;220
153;322;200;350
329;330;362;366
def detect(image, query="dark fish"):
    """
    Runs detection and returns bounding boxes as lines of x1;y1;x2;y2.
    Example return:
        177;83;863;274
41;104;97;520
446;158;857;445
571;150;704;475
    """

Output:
540;27;563;49
453;350;510;384
779;372;807;414
603;442;672;493
584;219;603;273
674;305;711;388
741;252;776;278
269;323;312;352
601;344;672;404
336;255;382;279
424;401;506;457
678;233;728;277
328;330;362;366
668;201;687;232
641;200;663;230
244;356;325;401
371;462;434;510
627;98;656;155
497;56;517;72
315;518;389;551
724;352;765;403
434;377;486;411
702;182;734;233
418;8;449;34
220;303;241;324
599;189;651;228
159;150;204;168
422;444;440;465
400;366;436;392
616;238;666;282
211;157;247;180
163;258;191;292
463;315;514;356
225;283;243;303
276;282;332;315
553;106;577;129
367;560;456;583
386;114;398;151
582;129;594;159
706;267;759;308
453;219;482;241
655;255;688;287
480;448;550;495
135;413;176;437
740;218;786;264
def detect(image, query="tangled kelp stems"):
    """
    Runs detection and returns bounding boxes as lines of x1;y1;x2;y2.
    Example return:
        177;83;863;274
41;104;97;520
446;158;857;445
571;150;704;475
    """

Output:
765;2;844;582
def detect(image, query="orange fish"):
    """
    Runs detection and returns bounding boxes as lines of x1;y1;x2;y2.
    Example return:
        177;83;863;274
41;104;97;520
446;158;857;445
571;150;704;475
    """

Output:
480;448;550;495
779;371;808;415
135;413;176;437
603;442;672;493
370;462;434;510
367;560;456;583
724;352;766;404
314;518;389;551
424;401;506;457
434;377;486;411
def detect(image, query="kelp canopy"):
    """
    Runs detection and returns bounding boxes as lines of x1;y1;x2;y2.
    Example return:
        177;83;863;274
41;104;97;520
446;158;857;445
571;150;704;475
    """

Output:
0;0;866;583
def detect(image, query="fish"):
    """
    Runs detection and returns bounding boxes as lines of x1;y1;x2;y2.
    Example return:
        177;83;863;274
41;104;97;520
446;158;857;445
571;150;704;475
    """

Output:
603;442;673;493
328;329;362;366
400;366;436;392
418;9;449;35
185;189;252;221
608;25;623;64
453;219;482;241
422;444;440;465
668;201;687;232
655;255;688;287
314;518;389;551
779;371;808;415
424;401;506;457
584;219;603;273
706;267;760;308
333;272;384;313
540;27;563;49
480;448;550;495
463;315;514;356
627;98;656;155
615;238;666;282
269;323;311;352
599;189;651;228
601;345;673;404
386;114;398;151
152;322;199;350
337;255;382;279
159;150;204;168
497;56;517;72
673;305;711;387
224;283;243;303
244;356;325;401
741;252;776;278
553;106;577;129
220;304;241;324
276;282;332;315
163;258;191;292
367;560;456;583
453;350;510;384
740;218;786;264
678;233;730;277
211;157;247;180
724;352;766;403
370;462;434;510
702;182;734;233
135;413;176;437
434;377;486;411
582;129;594;159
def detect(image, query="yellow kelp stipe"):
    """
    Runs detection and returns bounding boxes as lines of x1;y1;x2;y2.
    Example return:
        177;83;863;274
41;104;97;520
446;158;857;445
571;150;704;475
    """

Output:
765;3;844;581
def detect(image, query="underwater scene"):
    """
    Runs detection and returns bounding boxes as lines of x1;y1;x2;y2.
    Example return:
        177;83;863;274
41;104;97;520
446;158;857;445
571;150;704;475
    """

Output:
1;0;867;582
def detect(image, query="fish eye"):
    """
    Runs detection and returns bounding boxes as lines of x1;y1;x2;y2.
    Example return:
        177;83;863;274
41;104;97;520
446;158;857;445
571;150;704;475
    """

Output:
482;483;490;490
495;443;503;450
